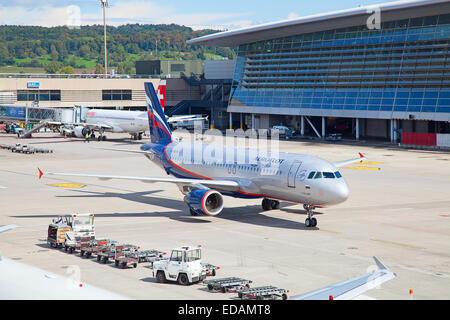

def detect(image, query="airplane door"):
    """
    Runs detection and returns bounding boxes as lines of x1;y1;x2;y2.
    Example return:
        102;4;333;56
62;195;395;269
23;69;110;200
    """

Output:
287;161;302;188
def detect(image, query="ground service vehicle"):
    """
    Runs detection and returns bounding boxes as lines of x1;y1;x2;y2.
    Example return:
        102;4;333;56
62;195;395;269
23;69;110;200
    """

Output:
153;246;206;285
47;224;71;248
48;213;95;252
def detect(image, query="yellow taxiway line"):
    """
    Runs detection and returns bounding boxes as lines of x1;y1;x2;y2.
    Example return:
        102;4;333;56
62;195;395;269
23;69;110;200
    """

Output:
47;183;86;188
342;166;381;170
370;238;425;250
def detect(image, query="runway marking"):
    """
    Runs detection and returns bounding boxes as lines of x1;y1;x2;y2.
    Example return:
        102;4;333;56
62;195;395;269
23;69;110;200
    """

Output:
359;219;450;237
47;183;86;188
0;185;7;189
318;228;341;234
370;238;425;250
342;166;381;171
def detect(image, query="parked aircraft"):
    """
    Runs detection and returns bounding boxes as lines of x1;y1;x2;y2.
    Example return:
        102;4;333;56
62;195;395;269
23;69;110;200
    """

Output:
39;83;366;227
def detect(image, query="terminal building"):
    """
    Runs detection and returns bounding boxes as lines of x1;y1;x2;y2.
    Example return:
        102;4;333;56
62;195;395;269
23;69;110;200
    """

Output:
188;0;450;142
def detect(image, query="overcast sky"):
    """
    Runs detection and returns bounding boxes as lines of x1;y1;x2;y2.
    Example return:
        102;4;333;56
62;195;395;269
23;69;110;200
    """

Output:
0;0;390;30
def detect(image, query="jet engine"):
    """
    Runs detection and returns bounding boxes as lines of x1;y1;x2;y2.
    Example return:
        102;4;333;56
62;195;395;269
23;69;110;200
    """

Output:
74;126;89;138
184;189;224;216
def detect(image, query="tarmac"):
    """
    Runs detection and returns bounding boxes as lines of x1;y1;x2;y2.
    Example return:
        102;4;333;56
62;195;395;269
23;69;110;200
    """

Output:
0;131;449;300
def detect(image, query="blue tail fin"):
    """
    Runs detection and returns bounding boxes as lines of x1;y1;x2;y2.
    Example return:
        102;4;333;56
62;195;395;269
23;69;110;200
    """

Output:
145;82;172;144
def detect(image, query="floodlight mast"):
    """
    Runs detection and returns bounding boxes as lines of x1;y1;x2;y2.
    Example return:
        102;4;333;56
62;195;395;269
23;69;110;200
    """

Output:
100;0;109;76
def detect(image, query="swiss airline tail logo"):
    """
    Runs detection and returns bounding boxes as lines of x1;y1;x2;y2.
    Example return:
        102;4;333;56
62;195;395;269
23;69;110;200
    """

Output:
157;80;167;109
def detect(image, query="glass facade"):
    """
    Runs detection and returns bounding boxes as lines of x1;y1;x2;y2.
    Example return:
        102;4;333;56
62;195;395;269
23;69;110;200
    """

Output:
230;14;450;114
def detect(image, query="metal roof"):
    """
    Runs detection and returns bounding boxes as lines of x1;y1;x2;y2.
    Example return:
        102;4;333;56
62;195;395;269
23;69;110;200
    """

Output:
187;0;450;47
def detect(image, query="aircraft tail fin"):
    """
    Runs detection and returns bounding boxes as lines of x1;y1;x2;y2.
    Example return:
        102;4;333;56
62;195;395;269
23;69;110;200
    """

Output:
144;82;172;144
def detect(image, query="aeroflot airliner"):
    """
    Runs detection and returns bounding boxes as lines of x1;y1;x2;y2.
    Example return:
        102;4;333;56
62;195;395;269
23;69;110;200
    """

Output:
39;83;365;227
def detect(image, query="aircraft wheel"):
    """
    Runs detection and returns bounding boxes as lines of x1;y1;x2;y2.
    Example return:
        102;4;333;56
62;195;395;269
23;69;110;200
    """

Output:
262;199;272;211
311;218;317;227
190;208;198;216
98;136;102;141
305;218;311;227
102;136;107;141
270;200;280;209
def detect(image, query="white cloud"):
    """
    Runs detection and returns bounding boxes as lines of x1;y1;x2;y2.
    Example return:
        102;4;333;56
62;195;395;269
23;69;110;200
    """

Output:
0;5;76;26
287;12;299;19
0;1;250;30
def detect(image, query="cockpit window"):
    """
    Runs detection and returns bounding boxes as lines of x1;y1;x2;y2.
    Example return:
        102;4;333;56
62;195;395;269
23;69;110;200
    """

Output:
314;172;322;179
323;172;335;179
334;171;342;178
307;171;315;179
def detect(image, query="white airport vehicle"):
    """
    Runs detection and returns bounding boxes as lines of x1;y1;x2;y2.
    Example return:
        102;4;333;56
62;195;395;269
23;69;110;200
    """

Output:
153;245;206;285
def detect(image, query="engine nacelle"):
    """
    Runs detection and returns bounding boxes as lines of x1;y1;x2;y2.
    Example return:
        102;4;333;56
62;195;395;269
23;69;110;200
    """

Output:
184;189;224;216
74;126;89;138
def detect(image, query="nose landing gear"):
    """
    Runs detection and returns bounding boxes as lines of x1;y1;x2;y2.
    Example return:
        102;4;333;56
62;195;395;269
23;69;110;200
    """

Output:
303;204;317;227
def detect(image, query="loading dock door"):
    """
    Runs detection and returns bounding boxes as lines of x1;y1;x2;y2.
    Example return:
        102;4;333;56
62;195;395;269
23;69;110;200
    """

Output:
287;161;302;188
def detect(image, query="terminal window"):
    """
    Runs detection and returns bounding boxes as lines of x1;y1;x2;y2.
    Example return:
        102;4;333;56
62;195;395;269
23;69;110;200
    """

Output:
102;90;132;101
17;90;61;101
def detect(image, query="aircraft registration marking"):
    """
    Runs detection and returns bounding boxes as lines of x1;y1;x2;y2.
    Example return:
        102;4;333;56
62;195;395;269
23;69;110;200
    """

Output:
48;183;86;188
370;238;425;250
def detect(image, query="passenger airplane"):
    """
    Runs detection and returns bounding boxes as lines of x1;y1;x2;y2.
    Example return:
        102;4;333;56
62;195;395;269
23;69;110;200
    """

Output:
70;81;206;141
39;83;365;227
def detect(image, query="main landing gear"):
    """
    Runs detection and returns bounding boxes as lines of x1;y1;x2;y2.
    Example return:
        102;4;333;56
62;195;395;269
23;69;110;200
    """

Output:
262;198;280;211
303;204;317;228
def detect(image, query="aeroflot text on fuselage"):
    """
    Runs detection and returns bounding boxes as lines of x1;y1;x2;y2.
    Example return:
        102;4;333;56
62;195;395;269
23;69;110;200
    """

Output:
170;127;283;168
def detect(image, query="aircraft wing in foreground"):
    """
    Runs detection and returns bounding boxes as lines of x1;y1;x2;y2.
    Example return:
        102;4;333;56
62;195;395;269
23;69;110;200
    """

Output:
0;225;127;300
289;257;396;300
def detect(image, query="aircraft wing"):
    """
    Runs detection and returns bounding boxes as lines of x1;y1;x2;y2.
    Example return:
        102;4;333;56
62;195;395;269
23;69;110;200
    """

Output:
73;122;114;130
333;152;366;167
289;257;396;300
38;168;240;190
0;225;17;233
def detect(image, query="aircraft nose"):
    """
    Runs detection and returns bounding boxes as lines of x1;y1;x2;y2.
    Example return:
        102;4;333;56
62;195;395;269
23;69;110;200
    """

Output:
326;181;349;206
334;182;349;204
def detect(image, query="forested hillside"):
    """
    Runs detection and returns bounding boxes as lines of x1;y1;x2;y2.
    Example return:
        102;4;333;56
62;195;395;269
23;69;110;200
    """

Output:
0;24;235;74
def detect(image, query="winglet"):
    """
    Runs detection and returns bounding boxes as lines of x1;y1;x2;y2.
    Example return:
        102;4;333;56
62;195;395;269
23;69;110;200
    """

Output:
359;152;365;158
38;168;43;179
373;256;388;270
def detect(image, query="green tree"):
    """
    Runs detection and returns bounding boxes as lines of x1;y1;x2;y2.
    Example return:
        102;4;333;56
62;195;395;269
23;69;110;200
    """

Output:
59;66;75;74
95;63;105;74
44;61;61;74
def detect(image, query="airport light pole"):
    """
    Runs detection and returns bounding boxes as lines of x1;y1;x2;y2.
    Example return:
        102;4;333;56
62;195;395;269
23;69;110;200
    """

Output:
100;0;109;76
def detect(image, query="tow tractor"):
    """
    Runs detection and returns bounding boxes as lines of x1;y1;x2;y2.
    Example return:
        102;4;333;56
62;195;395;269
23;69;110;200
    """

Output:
153;245;206;285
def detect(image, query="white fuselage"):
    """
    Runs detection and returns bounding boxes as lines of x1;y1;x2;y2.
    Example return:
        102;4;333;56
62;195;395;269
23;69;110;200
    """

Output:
85;109;148;134
149;141;350;208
